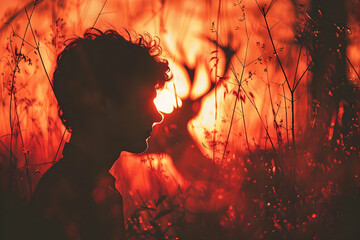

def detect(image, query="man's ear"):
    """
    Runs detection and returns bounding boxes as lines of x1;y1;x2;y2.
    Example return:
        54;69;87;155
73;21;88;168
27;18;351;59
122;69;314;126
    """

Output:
80;89;107;113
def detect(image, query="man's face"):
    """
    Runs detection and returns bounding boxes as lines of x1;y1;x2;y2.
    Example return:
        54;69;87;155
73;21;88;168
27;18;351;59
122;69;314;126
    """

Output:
104;83;163;154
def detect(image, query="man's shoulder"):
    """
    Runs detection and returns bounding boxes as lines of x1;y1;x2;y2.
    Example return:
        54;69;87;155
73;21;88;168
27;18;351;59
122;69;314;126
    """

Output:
32;158;91;207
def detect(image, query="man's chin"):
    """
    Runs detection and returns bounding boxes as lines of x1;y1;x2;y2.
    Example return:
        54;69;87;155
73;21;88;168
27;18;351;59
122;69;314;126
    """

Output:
125;139;149;154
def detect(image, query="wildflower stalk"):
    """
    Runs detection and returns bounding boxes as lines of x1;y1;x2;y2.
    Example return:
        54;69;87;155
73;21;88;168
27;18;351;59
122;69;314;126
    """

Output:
220;37;249;165
8;2;38;194
213;0;222;163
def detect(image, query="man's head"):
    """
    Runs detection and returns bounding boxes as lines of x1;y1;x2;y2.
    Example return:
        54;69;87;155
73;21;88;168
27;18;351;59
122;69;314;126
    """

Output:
53;28;171;153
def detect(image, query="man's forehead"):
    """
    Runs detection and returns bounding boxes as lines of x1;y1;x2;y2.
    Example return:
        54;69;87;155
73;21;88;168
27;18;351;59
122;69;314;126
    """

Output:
116;81;157;97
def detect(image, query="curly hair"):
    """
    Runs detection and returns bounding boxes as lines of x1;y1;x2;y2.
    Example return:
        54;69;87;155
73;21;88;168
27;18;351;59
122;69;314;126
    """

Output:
52;28;171;131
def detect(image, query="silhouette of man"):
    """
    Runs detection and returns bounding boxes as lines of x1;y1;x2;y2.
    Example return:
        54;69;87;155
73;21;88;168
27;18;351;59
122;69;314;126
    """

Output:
30;28;171;240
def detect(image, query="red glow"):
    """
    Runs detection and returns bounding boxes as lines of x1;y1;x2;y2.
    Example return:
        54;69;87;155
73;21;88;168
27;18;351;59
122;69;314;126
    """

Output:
154;84;182;114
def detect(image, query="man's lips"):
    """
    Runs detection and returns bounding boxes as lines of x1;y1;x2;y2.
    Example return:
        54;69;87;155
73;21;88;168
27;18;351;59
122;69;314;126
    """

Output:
147;129;153;137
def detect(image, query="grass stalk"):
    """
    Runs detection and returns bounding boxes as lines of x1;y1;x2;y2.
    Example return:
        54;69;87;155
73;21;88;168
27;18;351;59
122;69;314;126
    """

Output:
220;19;249;165
213;0;222;163
8;3;37;192
93;0;108;28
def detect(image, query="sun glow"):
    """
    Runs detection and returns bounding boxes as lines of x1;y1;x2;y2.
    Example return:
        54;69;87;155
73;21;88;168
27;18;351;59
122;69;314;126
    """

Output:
154;84;182;114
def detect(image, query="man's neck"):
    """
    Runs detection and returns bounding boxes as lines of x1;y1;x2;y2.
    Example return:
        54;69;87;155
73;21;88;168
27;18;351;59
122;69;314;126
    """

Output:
66;133;121;174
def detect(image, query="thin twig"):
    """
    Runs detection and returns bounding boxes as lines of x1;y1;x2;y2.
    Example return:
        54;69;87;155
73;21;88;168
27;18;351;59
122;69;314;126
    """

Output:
93;0;108;28
292;44;303;89
213;0;222;163
293;61;312;91
345;55;360;81
53;128;67;165
282;84;290;145
239;83;284;177
263;16;291;91
24;7;53;90
13;96;33;196
221;18;249;165
260;43;283;149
